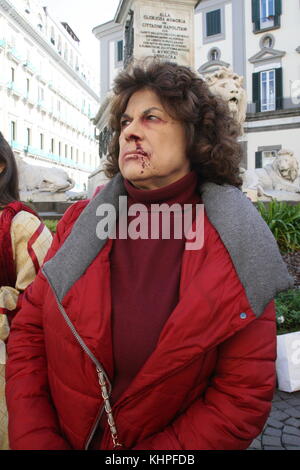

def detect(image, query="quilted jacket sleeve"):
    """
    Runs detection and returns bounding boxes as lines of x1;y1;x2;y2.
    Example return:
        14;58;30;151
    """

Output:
5;205;83;450
133;300;277;450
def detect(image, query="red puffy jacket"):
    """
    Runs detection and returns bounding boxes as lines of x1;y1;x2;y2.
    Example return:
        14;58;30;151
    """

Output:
5;178;293;450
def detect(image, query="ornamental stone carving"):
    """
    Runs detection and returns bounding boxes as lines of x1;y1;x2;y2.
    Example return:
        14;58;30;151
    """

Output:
205;67;247;135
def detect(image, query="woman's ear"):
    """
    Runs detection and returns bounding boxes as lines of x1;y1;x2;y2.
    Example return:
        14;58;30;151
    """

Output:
0;163;6;174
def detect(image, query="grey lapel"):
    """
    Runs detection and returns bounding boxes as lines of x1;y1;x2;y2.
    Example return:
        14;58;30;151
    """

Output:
199;182;294;316
42;172;127;302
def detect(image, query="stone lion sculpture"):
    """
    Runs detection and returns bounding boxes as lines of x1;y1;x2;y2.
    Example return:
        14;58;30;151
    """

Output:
205;67;247;135
241;149;300;201
16;156;75;193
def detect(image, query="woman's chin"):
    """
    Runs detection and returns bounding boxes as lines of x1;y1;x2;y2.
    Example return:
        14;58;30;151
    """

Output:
121;166;150;181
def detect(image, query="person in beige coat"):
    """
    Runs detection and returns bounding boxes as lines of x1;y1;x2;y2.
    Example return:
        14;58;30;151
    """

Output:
0;133;52;449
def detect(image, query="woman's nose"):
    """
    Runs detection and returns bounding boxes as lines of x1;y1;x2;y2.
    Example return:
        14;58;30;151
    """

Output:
123;119;144;141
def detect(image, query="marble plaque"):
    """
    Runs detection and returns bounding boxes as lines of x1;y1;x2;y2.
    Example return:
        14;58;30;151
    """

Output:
133;1;195;67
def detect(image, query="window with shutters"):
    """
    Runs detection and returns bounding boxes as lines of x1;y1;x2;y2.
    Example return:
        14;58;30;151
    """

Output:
252;0;282;32
261;69;276;111
260;0;275;29
206;9;221;36
11;121;16;141
117;40;123;63
26;128;31;146
255;148;278;168
255;151;262;168
252;67;283;112
203;7;224;43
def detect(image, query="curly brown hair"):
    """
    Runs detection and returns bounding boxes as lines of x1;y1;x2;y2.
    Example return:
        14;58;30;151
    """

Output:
105;59;243;188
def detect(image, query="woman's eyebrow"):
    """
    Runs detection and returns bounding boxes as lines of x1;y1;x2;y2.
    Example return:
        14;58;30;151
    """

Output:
120;107;164;120
142;107;164;115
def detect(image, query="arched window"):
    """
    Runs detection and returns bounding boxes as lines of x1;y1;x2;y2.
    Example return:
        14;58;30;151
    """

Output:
209;48;220;61
262;35;273;48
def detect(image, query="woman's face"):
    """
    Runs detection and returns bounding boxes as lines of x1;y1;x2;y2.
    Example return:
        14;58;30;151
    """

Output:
118;88;190;190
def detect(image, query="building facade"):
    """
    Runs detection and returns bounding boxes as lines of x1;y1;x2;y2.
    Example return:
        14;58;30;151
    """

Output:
0;0;100;193
92;0;300;180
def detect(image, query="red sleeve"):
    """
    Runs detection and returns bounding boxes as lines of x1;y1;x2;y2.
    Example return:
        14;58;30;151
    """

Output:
133;301;276;450
5;206;82;450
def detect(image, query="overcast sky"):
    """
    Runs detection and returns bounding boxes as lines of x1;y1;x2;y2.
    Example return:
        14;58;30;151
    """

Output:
42;0;120;79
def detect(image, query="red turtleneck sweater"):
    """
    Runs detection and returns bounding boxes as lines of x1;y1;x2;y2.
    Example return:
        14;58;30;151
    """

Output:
92;171;201;448
110;171;201;404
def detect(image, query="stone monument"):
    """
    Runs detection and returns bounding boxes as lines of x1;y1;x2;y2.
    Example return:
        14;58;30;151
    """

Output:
132;0;198;67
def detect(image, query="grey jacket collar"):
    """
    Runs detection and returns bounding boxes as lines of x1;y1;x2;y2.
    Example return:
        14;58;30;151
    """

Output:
42;173;293;318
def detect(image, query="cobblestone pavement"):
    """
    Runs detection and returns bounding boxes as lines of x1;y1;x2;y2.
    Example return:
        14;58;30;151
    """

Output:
248;390;300;450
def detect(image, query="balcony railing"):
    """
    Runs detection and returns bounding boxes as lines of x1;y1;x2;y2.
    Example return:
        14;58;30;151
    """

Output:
25;93;36;106
7;82;23;97
8;47;24;63
11;141;24;151
37;100;47;112
25;146;46;157
23;61;37;75
36;73;48;85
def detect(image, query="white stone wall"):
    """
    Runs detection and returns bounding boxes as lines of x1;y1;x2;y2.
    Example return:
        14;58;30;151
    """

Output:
194;1;233;70
244;0;300;169
0;0;100;192
245;0;300;104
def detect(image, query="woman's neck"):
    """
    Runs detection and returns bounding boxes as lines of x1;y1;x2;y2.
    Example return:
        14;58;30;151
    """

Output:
124;171;199;206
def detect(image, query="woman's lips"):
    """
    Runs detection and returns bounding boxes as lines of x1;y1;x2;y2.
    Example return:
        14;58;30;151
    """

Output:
124;153;141;161
122;150;150;161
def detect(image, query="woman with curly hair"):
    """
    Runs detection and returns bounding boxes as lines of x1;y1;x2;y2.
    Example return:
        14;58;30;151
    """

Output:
5;61;292;450
0;133;52;449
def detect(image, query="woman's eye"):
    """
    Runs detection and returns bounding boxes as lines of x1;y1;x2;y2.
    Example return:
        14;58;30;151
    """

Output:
120;119;130;128
146;115;158;121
